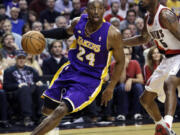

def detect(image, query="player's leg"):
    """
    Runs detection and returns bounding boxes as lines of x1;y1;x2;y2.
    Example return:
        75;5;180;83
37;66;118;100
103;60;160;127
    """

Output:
31;101;69;135
164;75;180;128
140;90;162;121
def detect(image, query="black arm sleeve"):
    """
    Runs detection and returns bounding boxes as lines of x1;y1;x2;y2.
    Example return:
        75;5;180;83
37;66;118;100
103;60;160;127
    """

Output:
41;28;72;39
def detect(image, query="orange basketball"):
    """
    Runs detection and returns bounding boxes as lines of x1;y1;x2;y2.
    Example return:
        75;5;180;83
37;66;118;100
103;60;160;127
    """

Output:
21;31;46;55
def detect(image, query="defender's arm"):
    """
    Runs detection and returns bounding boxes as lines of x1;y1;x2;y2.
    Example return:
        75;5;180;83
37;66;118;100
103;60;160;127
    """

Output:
41;17;80;39
160;9;180;41
123;17;151;46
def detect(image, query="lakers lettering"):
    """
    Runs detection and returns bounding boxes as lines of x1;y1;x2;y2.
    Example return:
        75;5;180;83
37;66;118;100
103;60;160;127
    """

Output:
77;36;101;53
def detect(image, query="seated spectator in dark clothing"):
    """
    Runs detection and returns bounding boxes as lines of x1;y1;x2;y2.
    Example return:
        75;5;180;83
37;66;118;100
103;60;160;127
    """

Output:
70;0;82;20
111;47;144;121
3;50;47;126
42;40;68;75
39;0;61;24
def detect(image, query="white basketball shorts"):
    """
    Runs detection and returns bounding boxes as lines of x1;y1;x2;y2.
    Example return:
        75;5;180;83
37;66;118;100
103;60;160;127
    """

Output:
145;54;180;103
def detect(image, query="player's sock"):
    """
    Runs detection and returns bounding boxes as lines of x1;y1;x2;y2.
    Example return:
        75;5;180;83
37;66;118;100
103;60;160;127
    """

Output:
164;115;173;129
155;117;164;125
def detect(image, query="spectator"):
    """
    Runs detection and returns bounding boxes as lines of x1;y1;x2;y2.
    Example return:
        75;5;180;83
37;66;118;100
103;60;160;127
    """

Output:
110;17;121;30
39;0;61;24
29;0;47;16
144;46;163;83
121;28;132;39
119;0;129;18
26;54;43;76
70;0;82;20
19;0;29;22
104;1;124;22
5;0;19;18
10;7;25;35
42;40;68;75
2;19;22;49
127;23;137;36
32;21;43;31
112;47;144;120
0;33;18;67
120;9;136;31
54;0;73;15
3;50;46;126
22;23;31;34
0;4;8;18
135;17;144;35
55;16;68;28
27;10;38;29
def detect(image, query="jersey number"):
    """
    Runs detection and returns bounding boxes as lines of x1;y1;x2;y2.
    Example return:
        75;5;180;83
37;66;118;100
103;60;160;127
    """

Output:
77;46;95;66
160;39;168;48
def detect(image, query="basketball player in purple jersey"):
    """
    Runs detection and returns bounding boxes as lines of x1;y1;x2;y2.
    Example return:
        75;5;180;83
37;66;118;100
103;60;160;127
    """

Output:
123;0;180;135
31;0;125;135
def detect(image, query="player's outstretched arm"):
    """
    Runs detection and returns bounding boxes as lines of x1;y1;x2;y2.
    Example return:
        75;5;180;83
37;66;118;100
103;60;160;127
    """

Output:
160;9;180;41
40;17;80;39
101;26;125;106
123;17;151;47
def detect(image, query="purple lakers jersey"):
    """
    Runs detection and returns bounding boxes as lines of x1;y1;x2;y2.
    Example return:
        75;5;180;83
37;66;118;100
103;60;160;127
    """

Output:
68;14;112;79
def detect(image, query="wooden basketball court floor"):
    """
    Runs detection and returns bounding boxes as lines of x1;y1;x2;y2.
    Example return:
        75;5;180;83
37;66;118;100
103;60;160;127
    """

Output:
0;123;180;135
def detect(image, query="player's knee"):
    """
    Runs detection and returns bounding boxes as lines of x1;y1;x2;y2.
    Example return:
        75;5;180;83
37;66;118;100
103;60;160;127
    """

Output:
140;91;156;107
54;102;69;116
41;106;54;116
164;76;177;94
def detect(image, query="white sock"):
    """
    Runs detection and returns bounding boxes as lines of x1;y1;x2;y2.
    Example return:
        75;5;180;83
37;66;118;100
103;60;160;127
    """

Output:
164;115;173;129
155;117;164;125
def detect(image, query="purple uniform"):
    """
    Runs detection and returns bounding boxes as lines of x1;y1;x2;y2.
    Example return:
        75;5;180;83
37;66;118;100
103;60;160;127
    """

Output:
43;14;112;113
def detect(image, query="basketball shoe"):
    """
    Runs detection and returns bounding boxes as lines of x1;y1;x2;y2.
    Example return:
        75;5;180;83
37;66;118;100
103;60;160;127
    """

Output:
155;122;176;135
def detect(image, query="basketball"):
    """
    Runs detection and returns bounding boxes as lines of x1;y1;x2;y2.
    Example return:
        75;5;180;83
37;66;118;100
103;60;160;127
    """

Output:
21;31;46;55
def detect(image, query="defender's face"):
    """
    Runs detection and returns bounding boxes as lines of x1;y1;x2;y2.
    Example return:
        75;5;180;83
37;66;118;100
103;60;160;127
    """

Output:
87;1;105;23
140;0;153;9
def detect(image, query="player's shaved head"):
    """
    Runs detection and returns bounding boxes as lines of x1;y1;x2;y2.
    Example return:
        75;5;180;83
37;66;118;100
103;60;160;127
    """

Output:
87;0;104;7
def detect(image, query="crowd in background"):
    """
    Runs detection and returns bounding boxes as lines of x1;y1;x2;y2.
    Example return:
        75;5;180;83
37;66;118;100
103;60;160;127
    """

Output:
0;0;180;128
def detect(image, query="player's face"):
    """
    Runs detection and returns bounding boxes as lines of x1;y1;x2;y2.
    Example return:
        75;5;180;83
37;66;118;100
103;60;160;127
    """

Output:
139;0;154;9
87;1;105;23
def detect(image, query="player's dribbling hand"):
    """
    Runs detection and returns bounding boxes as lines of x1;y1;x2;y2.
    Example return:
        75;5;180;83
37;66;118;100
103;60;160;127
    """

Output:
101;86;114;107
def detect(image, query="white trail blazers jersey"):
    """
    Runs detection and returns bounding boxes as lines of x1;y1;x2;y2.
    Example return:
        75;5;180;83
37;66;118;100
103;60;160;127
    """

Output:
146;4;180;57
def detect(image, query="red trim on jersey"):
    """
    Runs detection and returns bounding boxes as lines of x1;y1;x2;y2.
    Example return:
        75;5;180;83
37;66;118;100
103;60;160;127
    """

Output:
158;8;170;29
154;40;180;54
147;3;160;26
